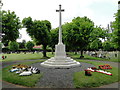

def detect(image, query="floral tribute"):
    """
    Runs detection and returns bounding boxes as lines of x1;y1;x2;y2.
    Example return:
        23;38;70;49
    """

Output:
9;64;40;76
85;64;113;76
98;64;112;69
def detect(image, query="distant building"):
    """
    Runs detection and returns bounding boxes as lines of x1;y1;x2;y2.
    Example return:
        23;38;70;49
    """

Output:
107;22;114;33
33;45;42;49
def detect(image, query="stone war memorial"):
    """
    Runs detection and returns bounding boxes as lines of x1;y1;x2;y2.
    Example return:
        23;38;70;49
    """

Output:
41;5;80;68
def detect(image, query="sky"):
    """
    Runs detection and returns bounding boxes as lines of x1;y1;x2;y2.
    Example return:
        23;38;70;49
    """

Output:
2;0;118;42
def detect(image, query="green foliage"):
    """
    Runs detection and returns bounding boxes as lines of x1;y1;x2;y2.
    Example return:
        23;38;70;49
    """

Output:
111;11;120;50
90;39;98;50
19;40;26;49
102;41;112;51
90;39;102;50
62;16;94;56
49;28;59;49
2;10;21;46
88;26;110;50
0;42;2;49
8;41;19;51
22;17;51;57
25;41;34;50
71;16;94;50
90;26;108;41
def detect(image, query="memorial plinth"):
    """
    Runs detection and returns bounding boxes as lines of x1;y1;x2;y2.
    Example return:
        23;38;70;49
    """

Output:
40;5;80;68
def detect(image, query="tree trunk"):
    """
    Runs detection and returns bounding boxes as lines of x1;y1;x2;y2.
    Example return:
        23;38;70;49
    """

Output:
80;50;84;58
43;45;47;57
74;49;77;55
51;48;54;55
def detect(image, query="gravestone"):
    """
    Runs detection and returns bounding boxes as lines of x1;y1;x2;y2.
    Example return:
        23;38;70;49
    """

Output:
41;5;80;68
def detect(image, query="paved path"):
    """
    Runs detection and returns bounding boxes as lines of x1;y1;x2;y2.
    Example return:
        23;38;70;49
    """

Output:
98;81;119;88
1;59;119;89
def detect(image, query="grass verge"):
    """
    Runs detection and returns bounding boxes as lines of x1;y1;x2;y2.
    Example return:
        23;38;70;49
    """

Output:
2;60;44;87
73;60;120;88
1;52;54;62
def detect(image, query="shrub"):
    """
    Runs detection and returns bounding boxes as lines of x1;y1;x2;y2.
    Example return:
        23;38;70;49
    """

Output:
8;41;19;51
25;41;34;51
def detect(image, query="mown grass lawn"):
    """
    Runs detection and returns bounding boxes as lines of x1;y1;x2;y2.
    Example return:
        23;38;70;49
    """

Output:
73;60;120;88
0;52;118;62
2;60;44;87
0;52;54;62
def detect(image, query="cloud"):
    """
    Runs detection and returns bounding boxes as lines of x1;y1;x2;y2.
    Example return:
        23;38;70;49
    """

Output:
2;0;118;42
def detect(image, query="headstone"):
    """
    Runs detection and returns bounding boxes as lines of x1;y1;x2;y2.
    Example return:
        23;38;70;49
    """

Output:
41;5;80;68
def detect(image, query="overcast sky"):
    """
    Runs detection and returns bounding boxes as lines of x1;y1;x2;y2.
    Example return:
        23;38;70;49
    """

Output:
2;0;118;42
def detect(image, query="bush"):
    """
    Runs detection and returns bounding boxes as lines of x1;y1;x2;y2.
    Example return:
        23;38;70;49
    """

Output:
8;41;19;52
25;41;34;51
2;48;10;53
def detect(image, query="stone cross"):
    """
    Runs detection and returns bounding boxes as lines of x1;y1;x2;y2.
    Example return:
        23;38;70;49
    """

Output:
56;5;64;44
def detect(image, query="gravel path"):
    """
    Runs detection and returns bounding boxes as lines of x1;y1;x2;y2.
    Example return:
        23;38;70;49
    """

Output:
32;62;94;88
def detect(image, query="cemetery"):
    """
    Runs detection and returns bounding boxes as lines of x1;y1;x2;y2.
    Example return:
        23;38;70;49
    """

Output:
1;0;120;89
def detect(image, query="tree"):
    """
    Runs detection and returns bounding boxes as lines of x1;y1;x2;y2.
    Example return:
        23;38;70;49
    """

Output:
102;41;112;51
90;39;100;50
63;16;94;58
62;22;76;52
111;11;120;50
19;40;26;49
49;28;58;54
90;26;108;41
25;41;34;51
9;41;19;52
2;10;21;46
88;26;108;50
22;17;51;57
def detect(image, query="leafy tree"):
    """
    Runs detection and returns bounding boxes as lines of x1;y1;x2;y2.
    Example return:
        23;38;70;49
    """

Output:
49;28;58;54
25;41;34;51
88;26;109;50
102;41;112;51
90;39;100;50
90;26;108;41
19;40;26;49
8;41;19;52
2;10;21;46
22;17;51;57
63;16;94;58
62;22;75;52
111;11;120;50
